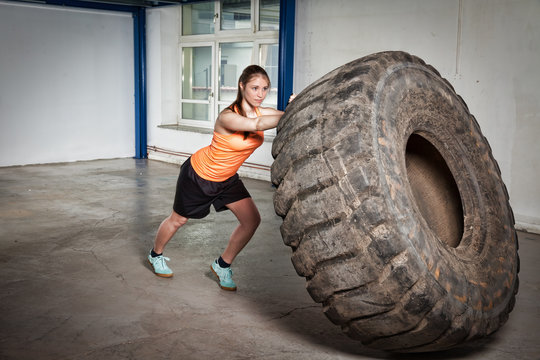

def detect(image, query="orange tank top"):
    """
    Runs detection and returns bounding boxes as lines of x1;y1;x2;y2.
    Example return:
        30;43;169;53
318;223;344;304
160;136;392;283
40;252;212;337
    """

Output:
190;106;264;182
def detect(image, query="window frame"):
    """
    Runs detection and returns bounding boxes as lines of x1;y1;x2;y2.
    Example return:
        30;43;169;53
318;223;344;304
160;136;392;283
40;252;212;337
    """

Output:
178;0;280;130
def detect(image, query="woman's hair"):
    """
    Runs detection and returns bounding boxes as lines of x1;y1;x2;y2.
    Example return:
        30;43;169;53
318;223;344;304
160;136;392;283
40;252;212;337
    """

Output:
229;65;270;117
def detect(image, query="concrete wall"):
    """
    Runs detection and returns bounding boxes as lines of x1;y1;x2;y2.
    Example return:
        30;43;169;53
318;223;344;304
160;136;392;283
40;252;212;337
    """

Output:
293;0;540;232
0;1;135;166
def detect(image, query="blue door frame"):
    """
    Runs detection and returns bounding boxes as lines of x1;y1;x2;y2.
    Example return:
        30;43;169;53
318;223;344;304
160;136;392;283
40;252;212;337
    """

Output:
5;0;295;159
278;0;296;112
133;8;147;159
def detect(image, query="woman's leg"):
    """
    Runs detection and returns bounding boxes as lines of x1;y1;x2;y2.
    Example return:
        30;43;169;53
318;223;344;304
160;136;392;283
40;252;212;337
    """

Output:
220;197;261;264
153;210;188;254
148;211;188;277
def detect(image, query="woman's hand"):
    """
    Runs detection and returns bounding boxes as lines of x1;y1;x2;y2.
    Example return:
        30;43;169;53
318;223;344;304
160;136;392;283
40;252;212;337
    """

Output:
288;93;297;104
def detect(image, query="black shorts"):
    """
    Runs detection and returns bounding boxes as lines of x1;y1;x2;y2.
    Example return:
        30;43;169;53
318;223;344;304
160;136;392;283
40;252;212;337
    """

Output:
172;157;251;219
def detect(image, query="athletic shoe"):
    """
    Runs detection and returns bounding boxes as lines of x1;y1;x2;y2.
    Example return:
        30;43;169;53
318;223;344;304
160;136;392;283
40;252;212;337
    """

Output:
148;252;173;278
211;260;237;291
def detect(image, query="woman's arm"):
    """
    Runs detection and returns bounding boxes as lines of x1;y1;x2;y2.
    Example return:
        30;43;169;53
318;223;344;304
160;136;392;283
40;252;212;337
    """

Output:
216;108;284;133
258;106;285;116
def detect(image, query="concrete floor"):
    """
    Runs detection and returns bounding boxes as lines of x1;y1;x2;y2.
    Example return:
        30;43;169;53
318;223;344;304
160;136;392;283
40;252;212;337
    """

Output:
0;158;539;360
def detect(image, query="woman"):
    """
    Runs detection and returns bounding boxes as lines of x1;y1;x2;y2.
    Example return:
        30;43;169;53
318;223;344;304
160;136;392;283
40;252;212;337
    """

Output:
148;65;290;291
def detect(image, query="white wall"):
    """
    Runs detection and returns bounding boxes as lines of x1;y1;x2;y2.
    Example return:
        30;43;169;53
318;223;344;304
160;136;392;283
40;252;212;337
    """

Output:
293;0;540;232
0;1;135;166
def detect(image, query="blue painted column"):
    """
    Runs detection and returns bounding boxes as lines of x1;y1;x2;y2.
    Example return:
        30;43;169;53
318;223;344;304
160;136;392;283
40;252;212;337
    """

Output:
277;0;296;111
134;7;147;159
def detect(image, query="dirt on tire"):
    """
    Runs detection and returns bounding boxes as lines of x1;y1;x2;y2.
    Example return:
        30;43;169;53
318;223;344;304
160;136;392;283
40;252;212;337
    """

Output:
271;51;519;352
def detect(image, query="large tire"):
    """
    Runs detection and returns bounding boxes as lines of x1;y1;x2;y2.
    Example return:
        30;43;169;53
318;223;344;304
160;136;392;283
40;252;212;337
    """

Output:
271;51;519;352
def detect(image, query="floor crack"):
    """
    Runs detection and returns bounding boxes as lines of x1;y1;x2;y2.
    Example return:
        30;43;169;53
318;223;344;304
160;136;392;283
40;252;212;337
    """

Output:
270;305;320;320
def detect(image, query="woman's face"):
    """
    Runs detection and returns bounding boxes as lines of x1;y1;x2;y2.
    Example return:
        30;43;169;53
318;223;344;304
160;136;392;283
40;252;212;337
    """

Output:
241;74;269;108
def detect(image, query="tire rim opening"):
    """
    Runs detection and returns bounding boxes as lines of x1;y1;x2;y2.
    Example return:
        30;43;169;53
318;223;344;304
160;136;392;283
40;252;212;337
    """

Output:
405;134;464;248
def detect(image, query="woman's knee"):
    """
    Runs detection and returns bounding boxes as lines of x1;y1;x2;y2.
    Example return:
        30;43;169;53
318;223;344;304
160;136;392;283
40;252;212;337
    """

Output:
168;211;188;229
253;211;261;228
245;210;261;231
228;198;261;229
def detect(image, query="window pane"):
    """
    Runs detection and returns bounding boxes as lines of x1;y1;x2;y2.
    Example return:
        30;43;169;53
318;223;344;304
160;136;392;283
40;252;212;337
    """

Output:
182;2;215;35
260;0;279;31
182;103;211;122
221;0;251;30
259;43;279;107
182;46;212;101
219;42;253;104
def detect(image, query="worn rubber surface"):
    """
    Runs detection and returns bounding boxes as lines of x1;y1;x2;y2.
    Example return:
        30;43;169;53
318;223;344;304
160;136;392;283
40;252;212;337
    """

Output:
271;51;519;352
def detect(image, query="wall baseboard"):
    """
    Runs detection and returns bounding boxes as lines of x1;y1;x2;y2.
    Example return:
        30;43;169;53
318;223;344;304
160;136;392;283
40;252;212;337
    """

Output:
515;214;540;235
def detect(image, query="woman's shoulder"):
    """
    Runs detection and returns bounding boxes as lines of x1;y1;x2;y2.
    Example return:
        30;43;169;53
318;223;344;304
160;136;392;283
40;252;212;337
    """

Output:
215;107;239;135
217;107;235;121
220;106;235;115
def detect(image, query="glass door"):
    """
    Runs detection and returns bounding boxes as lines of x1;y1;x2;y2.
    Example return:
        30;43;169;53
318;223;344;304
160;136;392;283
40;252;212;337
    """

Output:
180;43;215;128
217;41;254;115
257;40;279;108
